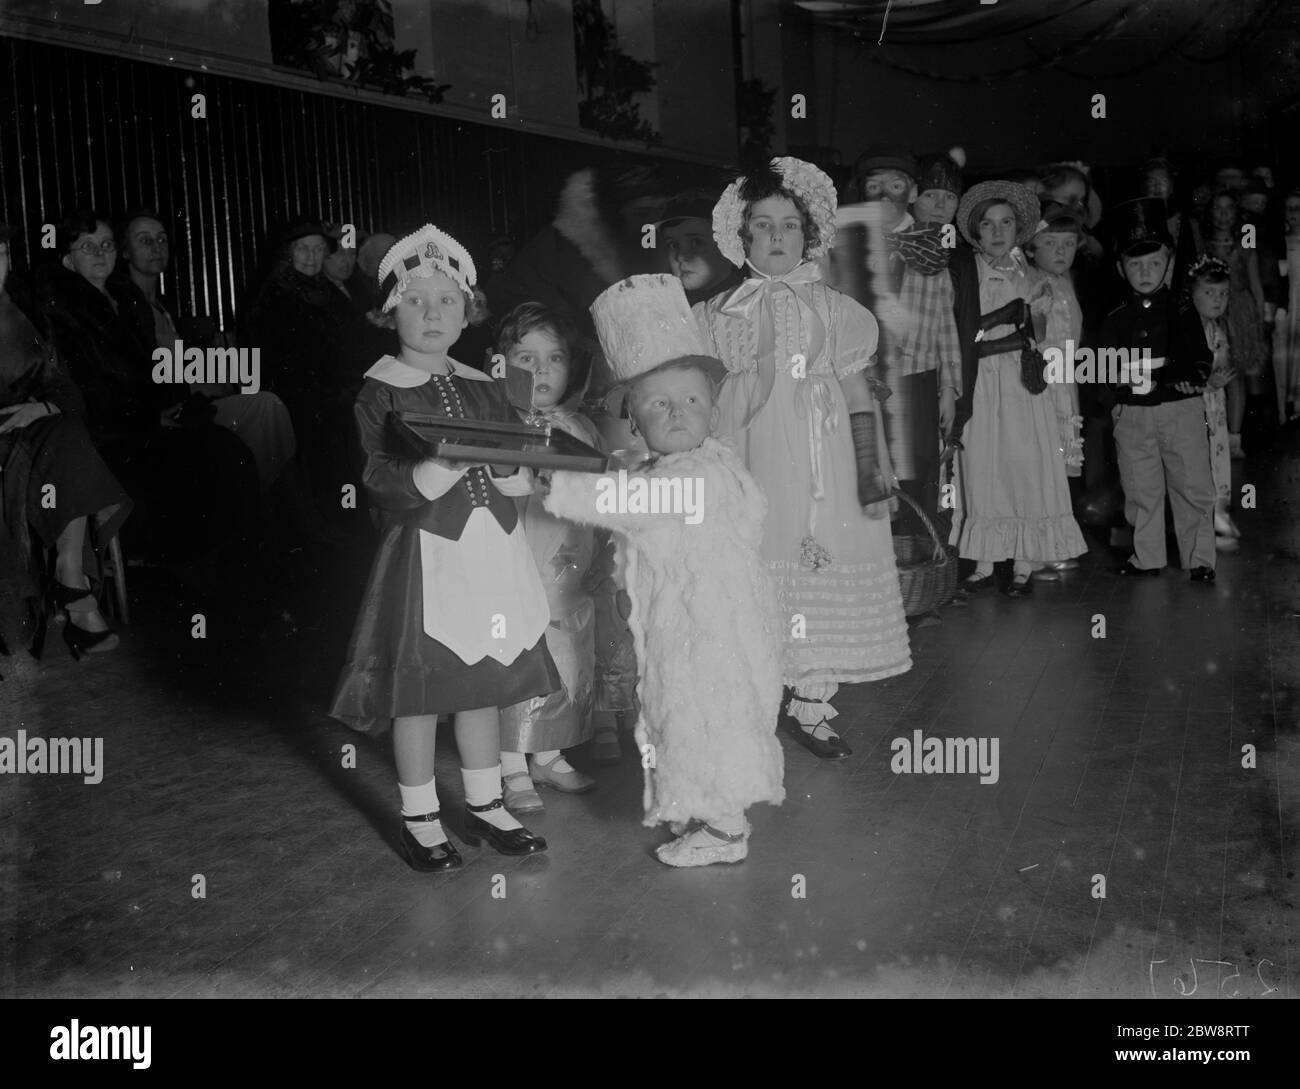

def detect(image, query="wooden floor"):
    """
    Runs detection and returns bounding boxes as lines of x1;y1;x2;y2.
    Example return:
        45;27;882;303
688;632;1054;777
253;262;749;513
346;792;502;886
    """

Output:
3;424;1298;999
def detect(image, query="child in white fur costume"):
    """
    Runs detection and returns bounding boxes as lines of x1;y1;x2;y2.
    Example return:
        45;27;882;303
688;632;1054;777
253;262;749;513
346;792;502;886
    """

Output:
543;274;785;867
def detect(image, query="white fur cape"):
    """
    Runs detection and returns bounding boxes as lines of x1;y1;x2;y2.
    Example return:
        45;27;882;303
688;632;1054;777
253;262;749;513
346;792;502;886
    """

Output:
544;438;785;825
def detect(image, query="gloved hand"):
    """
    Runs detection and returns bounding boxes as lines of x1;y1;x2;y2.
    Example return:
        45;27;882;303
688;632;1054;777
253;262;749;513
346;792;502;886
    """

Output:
850;410;890;507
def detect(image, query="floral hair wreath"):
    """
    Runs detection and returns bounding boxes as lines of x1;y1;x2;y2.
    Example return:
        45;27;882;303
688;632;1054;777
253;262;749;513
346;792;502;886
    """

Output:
1184;253;1231;287
711;156;839;268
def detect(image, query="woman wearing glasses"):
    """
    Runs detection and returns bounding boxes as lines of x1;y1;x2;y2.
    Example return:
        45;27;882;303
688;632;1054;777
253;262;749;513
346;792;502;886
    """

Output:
40;209;259;576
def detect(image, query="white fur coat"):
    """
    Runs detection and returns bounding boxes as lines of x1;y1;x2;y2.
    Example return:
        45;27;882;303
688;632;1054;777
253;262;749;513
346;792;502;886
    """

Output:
545;438;785;825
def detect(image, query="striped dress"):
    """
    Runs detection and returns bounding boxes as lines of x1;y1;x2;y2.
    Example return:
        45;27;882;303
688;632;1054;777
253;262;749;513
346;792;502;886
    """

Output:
695;280;912;689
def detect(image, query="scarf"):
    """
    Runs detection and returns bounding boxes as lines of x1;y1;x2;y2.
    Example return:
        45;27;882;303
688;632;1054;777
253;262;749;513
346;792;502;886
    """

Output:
888;224;953;275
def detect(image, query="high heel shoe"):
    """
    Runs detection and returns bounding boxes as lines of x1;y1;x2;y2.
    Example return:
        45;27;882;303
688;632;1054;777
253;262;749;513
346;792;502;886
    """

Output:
462;799;547;855
52;582;119;661
398;812;464;872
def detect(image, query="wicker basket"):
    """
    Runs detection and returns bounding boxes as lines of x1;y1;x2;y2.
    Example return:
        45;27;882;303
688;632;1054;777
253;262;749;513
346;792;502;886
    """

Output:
892;489;958;617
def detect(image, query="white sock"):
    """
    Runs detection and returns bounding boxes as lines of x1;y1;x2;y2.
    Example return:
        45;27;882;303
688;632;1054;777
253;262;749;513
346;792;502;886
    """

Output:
500;750;529;778
533;750;574;773
462;765;523;831
399;777;447;847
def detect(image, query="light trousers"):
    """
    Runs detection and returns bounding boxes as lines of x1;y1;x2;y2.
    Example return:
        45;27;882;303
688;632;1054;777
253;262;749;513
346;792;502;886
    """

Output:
1112;398;1216;571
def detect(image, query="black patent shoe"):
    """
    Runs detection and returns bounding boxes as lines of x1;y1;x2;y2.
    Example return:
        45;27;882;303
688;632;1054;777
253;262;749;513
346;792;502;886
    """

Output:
462;799;548;855
961;573;996;592
780;717;852;759
1116;561;1161;577
1189;566;1216;582
398;813;464;872
1004;576;1034;599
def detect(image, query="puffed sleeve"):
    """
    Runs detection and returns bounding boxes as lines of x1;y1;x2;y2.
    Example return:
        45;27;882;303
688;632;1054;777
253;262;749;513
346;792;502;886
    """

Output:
355;381;465;510
831;293;879;379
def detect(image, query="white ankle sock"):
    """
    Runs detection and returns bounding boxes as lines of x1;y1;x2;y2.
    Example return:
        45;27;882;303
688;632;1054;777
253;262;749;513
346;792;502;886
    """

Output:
533;750;574;773
500;750;529;777
462;765;523;831
399;777;447;847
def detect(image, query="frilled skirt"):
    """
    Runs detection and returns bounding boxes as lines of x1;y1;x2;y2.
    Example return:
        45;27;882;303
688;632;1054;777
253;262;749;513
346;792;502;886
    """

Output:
949;352;1088;562
329;522;560;734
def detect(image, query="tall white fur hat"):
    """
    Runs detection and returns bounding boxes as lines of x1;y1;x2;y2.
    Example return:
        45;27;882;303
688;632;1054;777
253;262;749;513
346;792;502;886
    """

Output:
590;274;726;386
377;224;477;312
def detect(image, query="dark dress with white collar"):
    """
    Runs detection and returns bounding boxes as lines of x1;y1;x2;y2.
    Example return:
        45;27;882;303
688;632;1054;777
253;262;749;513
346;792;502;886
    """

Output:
329;356;559;734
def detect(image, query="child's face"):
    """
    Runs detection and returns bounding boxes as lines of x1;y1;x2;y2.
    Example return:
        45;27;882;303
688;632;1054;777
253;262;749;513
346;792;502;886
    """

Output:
745;197;805;276
1191;280;1229;320
863;169;915;209
628;365;719;455
976;202;1018;259
1030;230;1078;276
913;188;957;226
1143;168;1173;201
1119;247;1170;295
393;272;467;356
505;326;570;410
1286;196;1300;233
663;217;732;292
1210;195;1238;231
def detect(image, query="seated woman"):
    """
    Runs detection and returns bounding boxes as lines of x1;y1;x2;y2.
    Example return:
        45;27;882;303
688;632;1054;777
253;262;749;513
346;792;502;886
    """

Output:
40;209;258;567
243;218;371;508
114;210;297;496
0;225;130;658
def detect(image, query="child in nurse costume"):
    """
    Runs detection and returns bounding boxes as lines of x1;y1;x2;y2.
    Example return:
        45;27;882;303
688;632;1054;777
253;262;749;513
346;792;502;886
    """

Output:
330;225;558;872
543;274;785;867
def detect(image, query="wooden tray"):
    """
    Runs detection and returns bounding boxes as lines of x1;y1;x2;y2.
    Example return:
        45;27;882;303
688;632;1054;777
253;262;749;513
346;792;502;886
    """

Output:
391;412;610;474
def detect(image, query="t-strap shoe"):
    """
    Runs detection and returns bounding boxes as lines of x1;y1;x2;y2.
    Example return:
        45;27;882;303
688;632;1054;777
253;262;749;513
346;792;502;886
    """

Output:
462;799;547;855
655;822;749;868
780;716;852;759
398;812;464;872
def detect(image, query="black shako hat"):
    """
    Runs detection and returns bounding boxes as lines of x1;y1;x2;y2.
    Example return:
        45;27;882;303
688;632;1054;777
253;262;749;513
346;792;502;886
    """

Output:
915;149;964;198
1110;197;1173;258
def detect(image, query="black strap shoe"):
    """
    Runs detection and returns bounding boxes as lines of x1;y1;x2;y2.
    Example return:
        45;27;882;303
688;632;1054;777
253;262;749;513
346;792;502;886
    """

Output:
399;812;464;872
1189;566;1216;582
779;717;852;759
1004;576;1034;598
1116;561;1161;577
463;799;548;855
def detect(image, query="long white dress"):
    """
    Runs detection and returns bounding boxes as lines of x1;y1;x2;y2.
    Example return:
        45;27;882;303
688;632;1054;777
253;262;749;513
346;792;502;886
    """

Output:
695;273;911;690
949;252;1087;563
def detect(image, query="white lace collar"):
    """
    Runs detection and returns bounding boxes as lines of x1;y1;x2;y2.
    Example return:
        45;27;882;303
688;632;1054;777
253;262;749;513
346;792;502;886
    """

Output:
363;355;492;387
